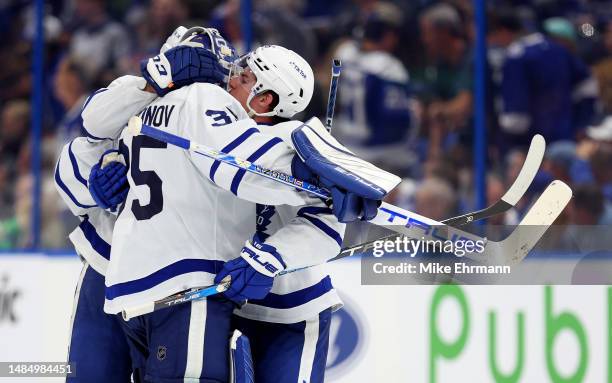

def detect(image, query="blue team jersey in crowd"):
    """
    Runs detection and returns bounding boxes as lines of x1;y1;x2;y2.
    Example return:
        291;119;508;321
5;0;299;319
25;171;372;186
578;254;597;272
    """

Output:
500;33;596;144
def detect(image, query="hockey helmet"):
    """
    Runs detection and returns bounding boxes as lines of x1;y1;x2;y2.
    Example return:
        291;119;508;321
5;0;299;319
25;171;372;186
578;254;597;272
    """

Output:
230;45;314;118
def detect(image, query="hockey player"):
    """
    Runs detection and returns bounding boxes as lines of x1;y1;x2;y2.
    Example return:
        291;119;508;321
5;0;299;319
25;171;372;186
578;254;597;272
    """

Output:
212;46;347;383
488;9;597;150
60;28;394;382
56;27;235;382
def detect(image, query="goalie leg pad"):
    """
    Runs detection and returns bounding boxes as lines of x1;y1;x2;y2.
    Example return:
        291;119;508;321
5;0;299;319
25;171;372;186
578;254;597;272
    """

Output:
230;330;255;383
291;117;401;199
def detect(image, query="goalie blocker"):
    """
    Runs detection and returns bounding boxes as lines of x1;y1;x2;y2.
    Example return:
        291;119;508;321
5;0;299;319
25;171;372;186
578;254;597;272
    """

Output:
291;117;401;222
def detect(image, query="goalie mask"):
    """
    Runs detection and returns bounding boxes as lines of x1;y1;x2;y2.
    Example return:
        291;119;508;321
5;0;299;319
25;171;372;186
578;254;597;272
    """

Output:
179;27;238;86
229;45;314;118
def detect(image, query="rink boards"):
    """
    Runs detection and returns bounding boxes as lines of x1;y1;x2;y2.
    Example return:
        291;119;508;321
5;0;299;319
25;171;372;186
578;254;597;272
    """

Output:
0;253;609;383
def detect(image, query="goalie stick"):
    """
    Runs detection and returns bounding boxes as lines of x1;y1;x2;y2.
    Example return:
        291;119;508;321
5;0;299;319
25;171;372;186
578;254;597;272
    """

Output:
122;117;570;319
325;59;342;131
329;133;546;260
275;133;546;273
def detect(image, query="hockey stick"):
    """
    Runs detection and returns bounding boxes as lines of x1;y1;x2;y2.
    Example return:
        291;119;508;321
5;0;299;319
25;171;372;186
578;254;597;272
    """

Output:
122;180;571;320
330;133;546;259
122;116;570;319
126;116;545;245
280;134;546;272
443;134;545;225
325;59;342;132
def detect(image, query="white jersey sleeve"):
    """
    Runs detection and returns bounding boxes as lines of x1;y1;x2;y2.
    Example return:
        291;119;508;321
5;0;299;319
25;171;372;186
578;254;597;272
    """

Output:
54;137;115;215
265;203;344;268
54;137;117;275
179;84;314;206
81;75;157;141
254;121;346;269
234;121;345;324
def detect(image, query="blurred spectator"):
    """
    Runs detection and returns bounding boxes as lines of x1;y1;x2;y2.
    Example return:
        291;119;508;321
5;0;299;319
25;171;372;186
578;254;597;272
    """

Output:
333;1;414;175
129;0;190;58
542;140;594;185
416;2;473;157
488;8;598;149
543;17;577;52
254;0;318;64
568;183;612;225
592;20;612;115
53;56;90;146
589;143;612;202
413;177;458;221
1;100;30;162
68;0;131;86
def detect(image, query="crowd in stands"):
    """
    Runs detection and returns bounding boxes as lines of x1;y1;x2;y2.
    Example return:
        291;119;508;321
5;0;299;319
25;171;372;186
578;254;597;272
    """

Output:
1;0;612;251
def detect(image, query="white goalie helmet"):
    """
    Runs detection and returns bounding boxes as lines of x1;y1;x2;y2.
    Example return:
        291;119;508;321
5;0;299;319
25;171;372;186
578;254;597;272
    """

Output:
231;45;314;118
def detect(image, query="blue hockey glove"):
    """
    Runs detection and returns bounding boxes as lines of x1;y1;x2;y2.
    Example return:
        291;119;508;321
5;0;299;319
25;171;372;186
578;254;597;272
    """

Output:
141;45;227;96
214;234;286;306
88;150;129;212
291;156;381;223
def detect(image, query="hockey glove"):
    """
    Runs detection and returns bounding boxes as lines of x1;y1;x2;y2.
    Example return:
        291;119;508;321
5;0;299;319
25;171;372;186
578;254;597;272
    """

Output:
214;233;286;306
291;156;380;223
141;45;227;96
88;150;129;213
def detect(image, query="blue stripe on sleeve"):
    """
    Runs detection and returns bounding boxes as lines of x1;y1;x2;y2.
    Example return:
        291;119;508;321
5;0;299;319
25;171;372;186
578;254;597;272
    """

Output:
247;276;333;309
68;140;88;187
54;159;96;209
297;207;342;246
209;127;260;183
255;204;276;241
297;206;333;216
105;258;225;300
81;88;111;140
230;137;283;195
81;88;108;111
79;215;111;259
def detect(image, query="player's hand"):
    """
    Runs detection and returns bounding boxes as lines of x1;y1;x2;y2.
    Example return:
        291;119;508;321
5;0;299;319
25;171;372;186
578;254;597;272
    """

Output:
291;156;380;223
214;234;286;306
141;45;227;96
88;150;129;213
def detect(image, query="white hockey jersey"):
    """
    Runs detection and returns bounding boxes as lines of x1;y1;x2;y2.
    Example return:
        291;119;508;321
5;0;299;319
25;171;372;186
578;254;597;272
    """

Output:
233;122;344;323
104;82;334;314
58;75;344;322
55;137;116;275
55;76;157;275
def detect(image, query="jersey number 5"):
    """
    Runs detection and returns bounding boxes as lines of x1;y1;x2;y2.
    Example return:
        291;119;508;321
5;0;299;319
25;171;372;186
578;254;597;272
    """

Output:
120;136;167;220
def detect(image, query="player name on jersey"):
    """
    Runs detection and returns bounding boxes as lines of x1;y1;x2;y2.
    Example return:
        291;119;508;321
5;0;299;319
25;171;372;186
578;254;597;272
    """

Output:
138;104;176;128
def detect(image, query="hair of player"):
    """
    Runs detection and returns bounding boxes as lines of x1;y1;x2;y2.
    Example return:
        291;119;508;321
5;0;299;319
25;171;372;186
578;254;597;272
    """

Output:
262;90;290;123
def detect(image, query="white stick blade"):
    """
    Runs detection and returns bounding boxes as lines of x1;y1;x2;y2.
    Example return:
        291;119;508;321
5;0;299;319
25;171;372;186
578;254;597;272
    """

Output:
503;180;572;265
501;134;546;206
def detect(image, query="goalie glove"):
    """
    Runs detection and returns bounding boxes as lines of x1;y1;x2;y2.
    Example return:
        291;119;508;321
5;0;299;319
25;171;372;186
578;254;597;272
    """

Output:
141;45;227;96
88;150;129;213
214;233;286;306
